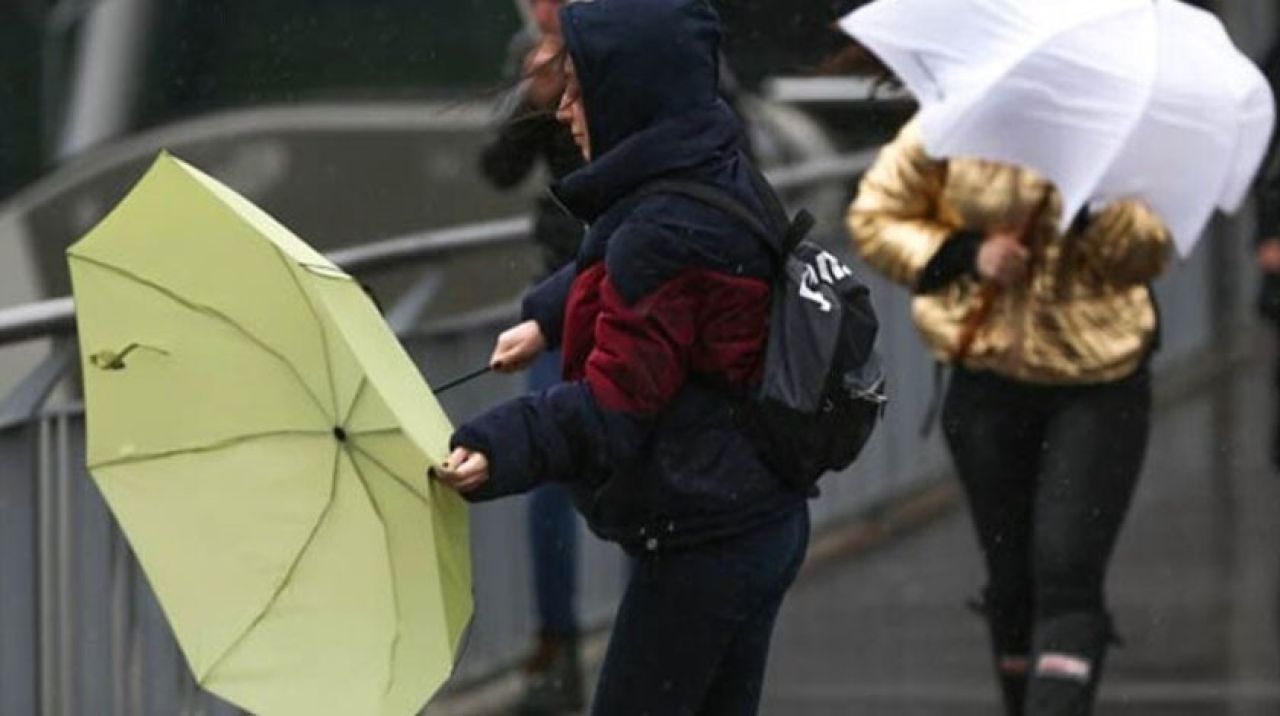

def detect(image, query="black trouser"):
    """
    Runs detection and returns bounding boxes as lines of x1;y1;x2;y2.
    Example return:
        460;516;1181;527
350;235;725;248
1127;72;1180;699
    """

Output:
942;366;1151;716
1258;273;1280;469
1272;330;1280;471
591;504;809;716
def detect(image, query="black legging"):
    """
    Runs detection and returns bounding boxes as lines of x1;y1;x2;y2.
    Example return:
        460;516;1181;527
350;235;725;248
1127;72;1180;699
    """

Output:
942;366;1151;716
1272;335;1280;470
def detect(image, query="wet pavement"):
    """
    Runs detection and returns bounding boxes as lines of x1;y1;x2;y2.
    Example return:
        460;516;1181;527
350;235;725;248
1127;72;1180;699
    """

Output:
760;346;1280;715
429;341;1280;716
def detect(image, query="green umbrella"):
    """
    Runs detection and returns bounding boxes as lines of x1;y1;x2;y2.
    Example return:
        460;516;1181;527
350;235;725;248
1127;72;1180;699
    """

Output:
68;153;472;715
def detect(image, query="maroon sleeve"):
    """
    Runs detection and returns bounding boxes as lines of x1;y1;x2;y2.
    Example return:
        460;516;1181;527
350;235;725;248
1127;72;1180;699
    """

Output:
581;213;771;416
585;273;699;414
583;268;770;414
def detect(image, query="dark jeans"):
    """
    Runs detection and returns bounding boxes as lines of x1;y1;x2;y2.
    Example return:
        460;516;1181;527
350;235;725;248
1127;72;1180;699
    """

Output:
591;504;810;716
529;350;580;636
942;366;1151;715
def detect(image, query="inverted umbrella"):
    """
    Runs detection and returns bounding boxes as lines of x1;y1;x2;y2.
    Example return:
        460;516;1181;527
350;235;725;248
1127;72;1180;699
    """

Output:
67;154;472;716
840;0;1275;255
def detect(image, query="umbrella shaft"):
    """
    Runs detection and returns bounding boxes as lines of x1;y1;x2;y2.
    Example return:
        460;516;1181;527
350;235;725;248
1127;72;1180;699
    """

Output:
435;365;493;395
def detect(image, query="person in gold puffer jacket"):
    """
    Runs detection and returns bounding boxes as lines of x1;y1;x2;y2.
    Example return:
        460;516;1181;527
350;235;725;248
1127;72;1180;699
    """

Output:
849;119;1172;716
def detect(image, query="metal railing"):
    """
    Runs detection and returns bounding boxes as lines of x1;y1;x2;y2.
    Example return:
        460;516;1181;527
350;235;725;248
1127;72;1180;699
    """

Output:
0;151;876;347
0;148;1242;715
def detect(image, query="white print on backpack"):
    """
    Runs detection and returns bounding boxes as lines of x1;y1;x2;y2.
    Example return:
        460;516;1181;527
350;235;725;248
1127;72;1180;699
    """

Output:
815;252;852;283
798;251;853;313
798;266;832;312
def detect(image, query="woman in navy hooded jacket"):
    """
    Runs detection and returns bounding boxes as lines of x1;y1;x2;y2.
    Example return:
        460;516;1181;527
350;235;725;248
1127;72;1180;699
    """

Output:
432;0;809;712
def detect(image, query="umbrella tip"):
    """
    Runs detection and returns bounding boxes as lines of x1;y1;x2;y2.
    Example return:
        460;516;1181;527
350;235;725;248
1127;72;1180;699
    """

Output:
332;427;348;443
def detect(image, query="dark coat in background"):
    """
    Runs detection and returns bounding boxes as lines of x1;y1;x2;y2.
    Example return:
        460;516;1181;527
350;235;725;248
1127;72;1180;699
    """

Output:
1256;38;1280;323
453;0;803;553
479;30;586;276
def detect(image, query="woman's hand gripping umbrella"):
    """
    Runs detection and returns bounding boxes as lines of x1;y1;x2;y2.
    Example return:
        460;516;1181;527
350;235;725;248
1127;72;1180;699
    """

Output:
428;318;549;492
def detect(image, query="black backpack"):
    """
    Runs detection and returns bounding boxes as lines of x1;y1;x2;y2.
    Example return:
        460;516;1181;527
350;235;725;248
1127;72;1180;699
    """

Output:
637;171;886;489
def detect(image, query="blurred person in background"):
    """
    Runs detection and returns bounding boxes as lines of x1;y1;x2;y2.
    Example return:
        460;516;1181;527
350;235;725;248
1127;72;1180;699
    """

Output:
436;0;811;713
844;48;1173;716
1258;220;1280;471
1255;37;1280;474
478;0;587;712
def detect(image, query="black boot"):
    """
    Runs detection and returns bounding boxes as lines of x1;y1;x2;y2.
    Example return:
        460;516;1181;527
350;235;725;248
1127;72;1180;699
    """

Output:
1025;612;1114;716
995;656;1031;716
970;591;1032;716
1271;351;1280;473
515;630;585;715
1271;411;1280;473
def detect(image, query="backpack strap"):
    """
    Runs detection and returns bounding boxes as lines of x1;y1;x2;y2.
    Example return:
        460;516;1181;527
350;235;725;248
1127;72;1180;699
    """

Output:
632;178;815;260
782;209;816;255
741;162;816;256
637;179;773;238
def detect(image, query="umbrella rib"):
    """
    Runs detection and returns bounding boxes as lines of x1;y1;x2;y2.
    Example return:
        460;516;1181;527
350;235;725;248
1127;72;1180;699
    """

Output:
340;377;370;430
423;483;473;656
346;453;403;694
68;254;334;423
87;429;330;471
349;442;466;687
273;247;340;418
196;444;343;685
346;443;433;511
341;382;411;439
930;6;1156;197
349;427;402;439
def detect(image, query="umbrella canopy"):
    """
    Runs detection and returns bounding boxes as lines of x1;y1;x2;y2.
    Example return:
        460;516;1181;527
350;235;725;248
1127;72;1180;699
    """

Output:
840;0;1275;255
67;154;472;716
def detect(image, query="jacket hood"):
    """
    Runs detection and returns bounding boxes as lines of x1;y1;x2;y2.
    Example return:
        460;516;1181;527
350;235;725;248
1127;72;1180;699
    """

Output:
552;104;742;222
560;0;723;158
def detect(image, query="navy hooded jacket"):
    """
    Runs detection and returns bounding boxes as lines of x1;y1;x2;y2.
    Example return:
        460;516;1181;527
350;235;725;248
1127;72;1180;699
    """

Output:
451;0;804;552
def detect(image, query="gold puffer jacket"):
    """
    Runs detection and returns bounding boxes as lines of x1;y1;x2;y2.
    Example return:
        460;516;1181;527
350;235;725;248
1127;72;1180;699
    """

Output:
848;120;1173;385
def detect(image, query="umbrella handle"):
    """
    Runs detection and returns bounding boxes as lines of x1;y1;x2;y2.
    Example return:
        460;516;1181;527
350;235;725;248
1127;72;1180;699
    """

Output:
951;285;1000;363
951;186;1054;363
434;365;493;395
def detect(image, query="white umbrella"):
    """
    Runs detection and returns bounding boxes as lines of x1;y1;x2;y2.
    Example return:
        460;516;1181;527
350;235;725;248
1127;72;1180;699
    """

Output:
840;0;1275;256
